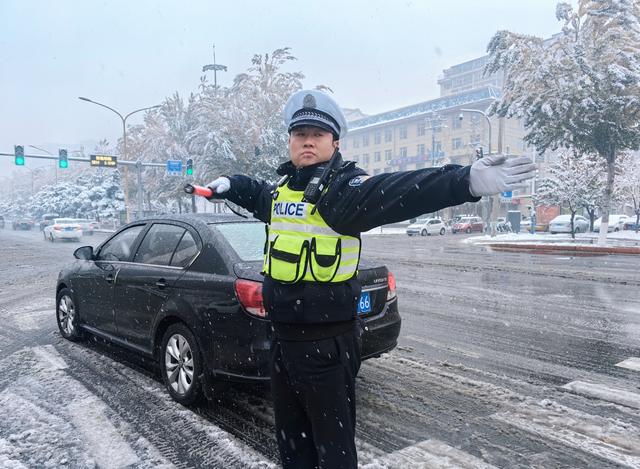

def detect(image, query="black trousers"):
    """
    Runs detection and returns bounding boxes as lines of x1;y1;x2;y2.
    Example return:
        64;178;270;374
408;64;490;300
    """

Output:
270;327;362;469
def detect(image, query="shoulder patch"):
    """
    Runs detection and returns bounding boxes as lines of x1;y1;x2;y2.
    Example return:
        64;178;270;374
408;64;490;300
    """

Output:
348;175;370;187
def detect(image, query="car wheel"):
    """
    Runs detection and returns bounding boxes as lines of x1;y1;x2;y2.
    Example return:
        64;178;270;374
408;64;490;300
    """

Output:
614;227;619;232
421;229;427;237
56;288;86;342
439;228;445;235
160;323;204;406
465;227;471;234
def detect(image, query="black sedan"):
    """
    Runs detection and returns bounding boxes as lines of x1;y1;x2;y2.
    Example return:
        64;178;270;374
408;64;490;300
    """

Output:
56;214;401;405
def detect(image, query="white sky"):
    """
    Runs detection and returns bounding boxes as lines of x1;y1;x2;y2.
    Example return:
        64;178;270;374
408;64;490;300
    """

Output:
0;0;568;174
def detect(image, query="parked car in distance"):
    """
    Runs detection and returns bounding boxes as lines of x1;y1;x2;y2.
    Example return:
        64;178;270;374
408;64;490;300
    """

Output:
549;214;589;234
452;216;484;234
406;218;446;236
12;218;35;230
55;214;402;406
623;217;639;231
73;218;100;235
43;218;83;241
594;214;628;232
39;213;60;231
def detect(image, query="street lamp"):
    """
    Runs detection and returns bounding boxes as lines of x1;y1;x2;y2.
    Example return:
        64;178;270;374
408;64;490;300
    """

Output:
459;108;492;156
459;108;496;236
28;145;57;184
78;97;161;222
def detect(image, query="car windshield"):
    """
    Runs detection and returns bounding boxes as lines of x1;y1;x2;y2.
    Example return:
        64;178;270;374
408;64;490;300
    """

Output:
212;222;265;262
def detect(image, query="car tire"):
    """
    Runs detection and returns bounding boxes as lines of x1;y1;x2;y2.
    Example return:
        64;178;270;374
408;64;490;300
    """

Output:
614;227;619;232
439;228;445;235
56;288;86;342
421;229;427;237
465;227;472;234
160;323;204;406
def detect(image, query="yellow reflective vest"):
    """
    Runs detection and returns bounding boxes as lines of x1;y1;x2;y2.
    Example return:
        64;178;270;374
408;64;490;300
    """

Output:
263;183;361;284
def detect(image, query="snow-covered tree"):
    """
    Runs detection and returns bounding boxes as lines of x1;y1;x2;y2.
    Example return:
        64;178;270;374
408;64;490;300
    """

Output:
616;152;640;232
486;0;640;245
535;149;605;238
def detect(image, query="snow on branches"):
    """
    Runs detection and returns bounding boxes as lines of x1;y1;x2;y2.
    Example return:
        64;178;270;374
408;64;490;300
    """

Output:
487;0;640;244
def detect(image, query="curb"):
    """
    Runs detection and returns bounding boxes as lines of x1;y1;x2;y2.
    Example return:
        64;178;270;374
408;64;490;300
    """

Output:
486;243;640;256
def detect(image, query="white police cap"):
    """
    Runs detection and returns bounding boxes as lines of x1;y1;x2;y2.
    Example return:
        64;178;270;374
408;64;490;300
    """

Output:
283;90;348;139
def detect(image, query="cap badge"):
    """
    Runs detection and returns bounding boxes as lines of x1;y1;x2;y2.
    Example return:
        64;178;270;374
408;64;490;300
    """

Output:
303;94;316;109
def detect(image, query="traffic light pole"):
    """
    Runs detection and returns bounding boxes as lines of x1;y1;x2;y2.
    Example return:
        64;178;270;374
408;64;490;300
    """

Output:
1;152;168;220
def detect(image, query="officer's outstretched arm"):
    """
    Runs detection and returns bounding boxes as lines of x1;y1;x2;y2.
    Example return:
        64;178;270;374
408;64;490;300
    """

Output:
317;165;482;235
208;175;274;224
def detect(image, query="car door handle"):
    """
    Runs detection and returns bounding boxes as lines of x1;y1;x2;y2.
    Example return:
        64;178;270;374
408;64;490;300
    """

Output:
105;274;115;283
155;279;167;289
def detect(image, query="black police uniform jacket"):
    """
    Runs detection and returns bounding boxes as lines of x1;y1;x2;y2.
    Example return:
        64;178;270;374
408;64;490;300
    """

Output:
223;156;480;336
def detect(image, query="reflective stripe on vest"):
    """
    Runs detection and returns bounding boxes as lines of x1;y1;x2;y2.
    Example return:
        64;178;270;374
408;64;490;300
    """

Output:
264;184;360;283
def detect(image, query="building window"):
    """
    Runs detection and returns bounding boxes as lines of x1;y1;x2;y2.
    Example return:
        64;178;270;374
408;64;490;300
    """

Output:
452;116;462;129
362;153;369;165
417;144;425;155
362;134;369;147
452;138;463;150
374;151;381;162
353;138;360;148
385;129;393;142
399;147;407;158
374;131;381;144
417;123;426;136
435;141;442;153
385;149;392;161
399;125;407;139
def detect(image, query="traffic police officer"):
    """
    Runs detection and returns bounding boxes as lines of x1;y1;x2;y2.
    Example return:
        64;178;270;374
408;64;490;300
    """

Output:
206;90;535;468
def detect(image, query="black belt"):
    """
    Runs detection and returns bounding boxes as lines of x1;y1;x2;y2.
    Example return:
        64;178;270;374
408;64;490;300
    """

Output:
272;320;355;341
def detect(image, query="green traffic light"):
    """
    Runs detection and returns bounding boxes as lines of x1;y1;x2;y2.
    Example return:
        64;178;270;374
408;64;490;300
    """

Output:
14;145;25;165
186;168;193;176
58;149;68;169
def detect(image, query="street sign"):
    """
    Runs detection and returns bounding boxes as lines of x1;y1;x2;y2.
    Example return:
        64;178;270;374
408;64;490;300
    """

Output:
502;191;512;198
166;159;183;176
500;191;513;204
90;154;117;167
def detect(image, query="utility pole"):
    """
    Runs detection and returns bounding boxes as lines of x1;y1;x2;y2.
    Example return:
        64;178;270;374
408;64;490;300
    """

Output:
202;44;228;88
425;114;445;167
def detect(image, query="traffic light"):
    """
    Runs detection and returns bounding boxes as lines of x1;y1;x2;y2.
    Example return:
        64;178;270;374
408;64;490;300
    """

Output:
14;145;25;166
58;149;68;169
186;158;193;176
475;147;484;160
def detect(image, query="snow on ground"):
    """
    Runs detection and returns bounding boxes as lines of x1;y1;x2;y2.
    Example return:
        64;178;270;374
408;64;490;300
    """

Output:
464;231;640;247
0;345;276;469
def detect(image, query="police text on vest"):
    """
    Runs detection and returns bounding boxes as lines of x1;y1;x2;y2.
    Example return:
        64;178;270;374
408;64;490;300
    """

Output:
273;202;307;218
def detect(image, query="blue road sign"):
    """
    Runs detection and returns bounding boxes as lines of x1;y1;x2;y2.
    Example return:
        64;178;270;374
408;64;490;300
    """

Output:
166;160;183;176
502;191;513;198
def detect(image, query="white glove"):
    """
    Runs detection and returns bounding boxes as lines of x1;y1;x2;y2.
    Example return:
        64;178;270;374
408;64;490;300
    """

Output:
469;155;536;197
206;176;231;196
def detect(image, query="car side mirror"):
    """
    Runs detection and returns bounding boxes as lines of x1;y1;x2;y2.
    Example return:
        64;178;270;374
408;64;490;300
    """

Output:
74;246;94;260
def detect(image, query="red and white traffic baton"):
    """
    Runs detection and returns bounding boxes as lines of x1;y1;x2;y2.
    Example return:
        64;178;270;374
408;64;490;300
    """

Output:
183;183;214;198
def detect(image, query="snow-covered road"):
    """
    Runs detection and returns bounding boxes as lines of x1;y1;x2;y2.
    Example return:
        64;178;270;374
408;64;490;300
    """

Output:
1;228;639;468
